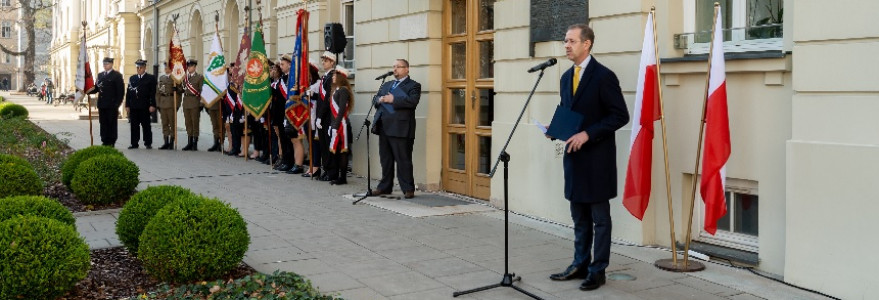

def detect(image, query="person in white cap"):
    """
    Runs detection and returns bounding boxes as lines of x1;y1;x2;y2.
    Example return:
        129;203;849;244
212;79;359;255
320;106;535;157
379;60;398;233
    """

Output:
306;51;338;180
326;66;353;185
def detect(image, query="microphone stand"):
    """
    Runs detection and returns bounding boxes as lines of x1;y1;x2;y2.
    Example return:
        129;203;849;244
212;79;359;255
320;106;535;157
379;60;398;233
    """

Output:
352;76;388;205
453;69;546;300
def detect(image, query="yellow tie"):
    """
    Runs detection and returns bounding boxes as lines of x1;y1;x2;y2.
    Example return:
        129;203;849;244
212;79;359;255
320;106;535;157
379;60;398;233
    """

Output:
573;65;581;94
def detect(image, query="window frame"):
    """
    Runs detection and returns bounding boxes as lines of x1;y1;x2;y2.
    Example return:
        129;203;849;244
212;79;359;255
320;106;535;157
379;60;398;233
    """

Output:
682;0;783;55
341;0;355;73
1;21;11;38
696;178;760;253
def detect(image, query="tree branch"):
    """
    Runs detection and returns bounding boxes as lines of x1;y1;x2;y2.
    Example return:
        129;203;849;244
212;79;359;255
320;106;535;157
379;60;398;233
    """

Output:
0;43;25;56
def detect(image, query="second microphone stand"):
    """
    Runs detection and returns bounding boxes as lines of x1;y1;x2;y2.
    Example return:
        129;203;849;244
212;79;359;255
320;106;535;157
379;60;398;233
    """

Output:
352;76;389;205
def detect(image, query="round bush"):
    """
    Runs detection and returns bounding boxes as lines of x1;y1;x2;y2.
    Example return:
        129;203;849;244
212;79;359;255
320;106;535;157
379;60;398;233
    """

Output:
139;195;250;282
70;155;139;205
0;154;31;169
0;195;75;227
0;216;90;299
0;163;43;198
0;103;27;119
116;185;194;256
61;145;124;187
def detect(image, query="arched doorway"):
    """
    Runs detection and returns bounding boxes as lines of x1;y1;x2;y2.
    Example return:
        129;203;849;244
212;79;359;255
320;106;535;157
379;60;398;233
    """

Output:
225;0;240;60
189;10;204;64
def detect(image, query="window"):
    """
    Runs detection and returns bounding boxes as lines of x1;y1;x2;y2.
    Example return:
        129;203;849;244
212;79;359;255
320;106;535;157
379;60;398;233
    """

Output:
342;1;355;71
0;0;10;7
1;21;11;38
678;0;783;54
4;53;9;63
698;178;759;253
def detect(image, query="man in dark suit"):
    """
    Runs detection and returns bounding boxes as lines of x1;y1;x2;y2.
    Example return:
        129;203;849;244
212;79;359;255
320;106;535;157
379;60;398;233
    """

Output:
125;59;157;149
547;24;629;291
372;59;422;199
89;57;125;147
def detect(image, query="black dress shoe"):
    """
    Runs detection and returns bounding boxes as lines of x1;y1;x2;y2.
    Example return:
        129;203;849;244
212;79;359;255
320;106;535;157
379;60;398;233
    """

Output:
579;272;606;291
302;169;321;178
318;174;332;181
287;166;304;174
371;189;391;196
549;265;587;281
127;145;139;149
277;164;293;172
145;145;152;149
329;178;347;185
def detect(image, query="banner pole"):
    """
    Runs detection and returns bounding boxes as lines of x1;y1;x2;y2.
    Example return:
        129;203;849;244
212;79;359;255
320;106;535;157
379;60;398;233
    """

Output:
216;12;226;155
88;94;94;146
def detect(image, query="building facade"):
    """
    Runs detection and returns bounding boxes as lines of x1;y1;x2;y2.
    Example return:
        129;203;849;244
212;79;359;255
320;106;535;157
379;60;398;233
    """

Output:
0;0;19;90
82;0;876;298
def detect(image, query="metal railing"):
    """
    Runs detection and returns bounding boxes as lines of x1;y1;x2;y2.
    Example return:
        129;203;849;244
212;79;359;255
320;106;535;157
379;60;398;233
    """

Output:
674;23;783;50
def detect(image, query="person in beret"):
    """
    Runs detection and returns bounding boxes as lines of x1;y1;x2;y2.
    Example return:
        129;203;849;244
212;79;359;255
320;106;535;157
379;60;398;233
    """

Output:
88;57;125;147
156;62;180;149
181;59;204;151
124;59;157;149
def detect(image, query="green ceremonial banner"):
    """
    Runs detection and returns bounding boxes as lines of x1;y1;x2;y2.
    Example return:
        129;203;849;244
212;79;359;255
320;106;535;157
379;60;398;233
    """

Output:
241;23;272;118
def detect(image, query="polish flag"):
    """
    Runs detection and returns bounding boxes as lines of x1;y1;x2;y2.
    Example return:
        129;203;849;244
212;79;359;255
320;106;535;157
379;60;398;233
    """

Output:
623;12;662;220
701;6;731;235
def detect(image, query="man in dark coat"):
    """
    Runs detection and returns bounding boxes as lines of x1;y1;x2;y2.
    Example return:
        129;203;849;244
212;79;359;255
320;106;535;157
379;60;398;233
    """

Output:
547;24;629;291
89;57;126;147
125;59;157;149
372;58;422;199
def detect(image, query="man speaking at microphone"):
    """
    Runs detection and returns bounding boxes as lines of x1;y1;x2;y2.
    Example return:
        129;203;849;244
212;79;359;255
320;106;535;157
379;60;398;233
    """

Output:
371;59;421;199
546;23;629;291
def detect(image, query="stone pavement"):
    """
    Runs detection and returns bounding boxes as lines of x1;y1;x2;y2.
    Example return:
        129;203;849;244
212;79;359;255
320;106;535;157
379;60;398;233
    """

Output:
5;93;828;299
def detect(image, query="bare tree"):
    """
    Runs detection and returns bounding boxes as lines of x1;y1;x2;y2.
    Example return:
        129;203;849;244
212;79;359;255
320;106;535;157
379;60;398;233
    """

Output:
0;0;52;92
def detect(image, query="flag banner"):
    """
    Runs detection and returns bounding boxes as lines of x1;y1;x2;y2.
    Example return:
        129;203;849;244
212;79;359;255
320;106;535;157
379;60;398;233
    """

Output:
701;6;731;235
169;27;186;84
623;12;662;220
232;25;251;90
285;9;311;129
202;32;228;108
74;32;94;102
241;22;272;118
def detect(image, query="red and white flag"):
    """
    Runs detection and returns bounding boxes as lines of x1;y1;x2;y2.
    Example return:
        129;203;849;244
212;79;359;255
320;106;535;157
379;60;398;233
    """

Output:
168;27;186;84
623;12;661;220
701;6;731;235
74;32;94;102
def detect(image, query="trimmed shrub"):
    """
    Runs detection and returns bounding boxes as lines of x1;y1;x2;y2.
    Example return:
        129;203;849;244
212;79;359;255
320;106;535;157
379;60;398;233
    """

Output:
0;163;43;198
71;155;139;205
139;195;250;282
0;195;75;227
0;153;31;169
61;145;124;187
0;103;27;119
0;216;90;299
116;185;194;256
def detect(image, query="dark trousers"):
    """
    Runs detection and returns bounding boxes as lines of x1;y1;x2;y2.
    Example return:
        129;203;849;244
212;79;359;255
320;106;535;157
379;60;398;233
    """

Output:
328;152;348;180
230;122;244;153
569;200;612;274
98;108;119;146
376;135;415;193
276;126;294;165
308;131;323;168
318;126;335;179
129;108;152;146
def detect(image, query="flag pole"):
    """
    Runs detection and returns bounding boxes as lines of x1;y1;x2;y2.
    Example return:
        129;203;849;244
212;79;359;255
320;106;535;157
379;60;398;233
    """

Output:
683;2;721;270
172;15;181;150
216;12;226;156
257;0;273;168
82;21;94;146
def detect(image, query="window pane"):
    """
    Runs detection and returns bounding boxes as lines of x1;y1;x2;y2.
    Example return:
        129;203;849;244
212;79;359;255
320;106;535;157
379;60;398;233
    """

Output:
451;43;466;79
695;0;732;43
478;40;493;79
746;0;783;40
450;88;466;125
734;193;759;236
451;0;466;35
478;88;493;127
715;192;732;232
478;136;491;174
478;0;496;31
450;133;466;171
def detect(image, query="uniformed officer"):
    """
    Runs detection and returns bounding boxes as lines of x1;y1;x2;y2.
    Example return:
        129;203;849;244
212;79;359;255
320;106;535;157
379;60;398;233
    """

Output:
181;59;204;151
124;59;157;149
88;57;125;147
156;63;181;150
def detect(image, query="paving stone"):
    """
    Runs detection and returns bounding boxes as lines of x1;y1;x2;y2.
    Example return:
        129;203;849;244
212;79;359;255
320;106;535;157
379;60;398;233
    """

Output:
336;287;389;300
387;287;463;300
729;293;768;300
358;271;446;297
634;283;728;300
378;245;452;264
675;275;745;297
306;271;365;293
403;257;485;278
337;258;410;278
261;258;335;276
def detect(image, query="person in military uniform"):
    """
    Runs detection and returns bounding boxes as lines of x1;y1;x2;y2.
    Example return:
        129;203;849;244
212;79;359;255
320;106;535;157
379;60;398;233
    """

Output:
156;63;181;150
206;70;224;152
181;59;204;151
124;59;157;149
88;57;125;147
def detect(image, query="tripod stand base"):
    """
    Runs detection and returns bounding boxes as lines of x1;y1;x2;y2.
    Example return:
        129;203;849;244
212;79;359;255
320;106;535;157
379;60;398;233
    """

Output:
352;191;374;205
654;258;705;272
453;273;543;299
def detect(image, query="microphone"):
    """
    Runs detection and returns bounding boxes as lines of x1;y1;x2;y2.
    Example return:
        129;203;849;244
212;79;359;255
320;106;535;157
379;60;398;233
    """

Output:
527;58;557;73
375;71;394;80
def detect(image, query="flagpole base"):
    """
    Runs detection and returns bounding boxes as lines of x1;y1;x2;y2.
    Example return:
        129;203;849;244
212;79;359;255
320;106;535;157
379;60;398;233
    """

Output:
654;258;705;272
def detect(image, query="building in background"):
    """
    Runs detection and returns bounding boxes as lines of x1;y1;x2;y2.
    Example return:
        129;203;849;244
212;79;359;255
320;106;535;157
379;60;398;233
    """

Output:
0;0;19;90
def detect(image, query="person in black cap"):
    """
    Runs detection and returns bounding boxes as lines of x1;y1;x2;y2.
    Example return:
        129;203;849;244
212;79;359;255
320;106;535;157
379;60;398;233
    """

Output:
88;57;125;147
181;59;204;151
125;59;157;149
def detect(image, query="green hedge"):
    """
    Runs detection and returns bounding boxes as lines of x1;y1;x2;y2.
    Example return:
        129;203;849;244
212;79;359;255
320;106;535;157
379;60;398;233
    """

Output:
0;216;90;300
139;195;250;282
0;103;27;119
0;154;31;169
116;185;194;256
62;145;124;187
71;155;139;205
0;163;43;198
0;195;75;228
140;271;343;300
